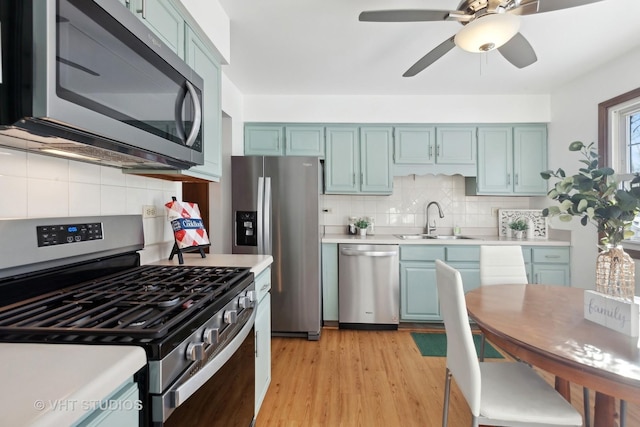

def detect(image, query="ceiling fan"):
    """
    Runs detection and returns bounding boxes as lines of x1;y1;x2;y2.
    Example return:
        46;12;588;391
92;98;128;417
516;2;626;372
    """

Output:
359;0;604;77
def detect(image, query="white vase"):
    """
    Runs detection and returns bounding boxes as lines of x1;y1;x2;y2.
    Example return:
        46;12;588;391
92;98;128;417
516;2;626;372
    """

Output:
359;228;367;237
513;230;524;239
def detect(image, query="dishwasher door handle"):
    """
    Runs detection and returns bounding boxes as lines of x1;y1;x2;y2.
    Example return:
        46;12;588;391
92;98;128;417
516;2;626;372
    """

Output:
340;248;398;257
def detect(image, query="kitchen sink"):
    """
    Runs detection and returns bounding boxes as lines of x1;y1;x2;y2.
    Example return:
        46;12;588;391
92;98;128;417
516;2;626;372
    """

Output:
394;234;475;240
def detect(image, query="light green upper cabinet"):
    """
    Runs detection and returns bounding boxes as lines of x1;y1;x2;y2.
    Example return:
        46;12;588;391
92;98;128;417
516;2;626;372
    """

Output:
130;0;185;57
476;126;513;194
244;124;325;156
325;126;359;193
473;124;547;195
435;126;477;164
394;126;435;164
184;25;221;180
513;126;548;194
393;125;477;176
285;126;325;156
121;0;223;182
359;126;393;193
324;126;393;194
245;125;285;155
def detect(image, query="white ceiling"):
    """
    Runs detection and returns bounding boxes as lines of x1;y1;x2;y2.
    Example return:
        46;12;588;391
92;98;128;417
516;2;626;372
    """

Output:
218;0;640;96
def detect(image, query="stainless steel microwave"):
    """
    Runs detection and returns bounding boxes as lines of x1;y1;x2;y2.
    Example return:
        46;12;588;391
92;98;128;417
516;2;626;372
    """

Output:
0;0;204;169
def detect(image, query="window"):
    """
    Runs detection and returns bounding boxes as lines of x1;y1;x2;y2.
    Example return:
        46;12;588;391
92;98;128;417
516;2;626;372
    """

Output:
598;87;640;177
598;87;640;242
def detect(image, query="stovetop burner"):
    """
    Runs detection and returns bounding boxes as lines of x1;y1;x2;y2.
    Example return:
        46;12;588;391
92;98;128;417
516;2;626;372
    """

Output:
0;265;251;340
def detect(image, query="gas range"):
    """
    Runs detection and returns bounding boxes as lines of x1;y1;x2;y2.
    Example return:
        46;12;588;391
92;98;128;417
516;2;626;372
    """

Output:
0;215;257;426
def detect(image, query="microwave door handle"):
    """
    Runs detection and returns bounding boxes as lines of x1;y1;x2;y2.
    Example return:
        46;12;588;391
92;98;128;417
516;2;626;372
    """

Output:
174;84;187;143
184;81;202;147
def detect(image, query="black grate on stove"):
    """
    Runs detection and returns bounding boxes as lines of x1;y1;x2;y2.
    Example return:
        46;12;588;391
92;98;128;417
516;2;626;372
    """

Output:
0;265;251;339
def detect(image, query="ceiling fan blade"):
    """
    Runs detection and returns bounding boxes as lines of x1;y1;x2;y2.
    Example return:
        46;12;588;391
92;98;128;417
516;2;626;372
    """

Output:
403;37;456;77
498;33;537;68
359;10;452;22
508;0;603;16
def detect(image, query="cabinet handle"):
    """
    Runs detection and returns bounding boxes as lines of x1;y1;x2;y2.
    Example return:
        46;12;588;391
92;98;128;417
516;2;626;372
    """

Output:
255;331;258;358
515;174;519;185
429;145;433;157
544;255;561;259
360;172;363;184
436;144;440;157
534;273;539;283
507;173;511;185
136;0;146;18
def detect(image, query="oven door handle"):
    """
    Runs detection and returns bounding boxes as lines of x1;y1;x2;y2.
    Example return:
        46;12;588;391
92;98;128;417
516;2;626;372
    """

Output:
169;309;256;408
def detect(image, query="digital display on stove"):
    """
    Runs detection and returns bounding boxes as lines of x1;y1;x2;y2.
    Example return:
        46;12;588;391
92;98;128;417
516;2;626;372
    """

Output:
36;222;103;247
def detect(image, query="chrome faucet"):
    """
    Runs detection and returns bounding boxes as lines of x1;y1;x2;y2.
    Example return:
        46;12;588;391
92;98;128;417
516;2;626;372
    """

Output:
425;201;444;235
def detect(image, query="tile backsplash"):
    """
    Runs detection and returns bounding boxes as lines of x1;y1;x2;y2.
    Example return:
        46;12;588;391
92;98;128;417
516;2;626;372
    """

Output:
0;147;181;263
320;175;536;233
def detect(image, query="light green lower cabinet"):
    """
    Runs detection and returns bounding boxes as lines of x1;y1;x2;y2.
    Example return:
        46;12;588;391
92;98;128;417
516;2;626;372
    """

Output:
400;263;440;321
255;268;272;416
529;247;571;285
74;380;140;426
399;244;569;323
321;243;339;322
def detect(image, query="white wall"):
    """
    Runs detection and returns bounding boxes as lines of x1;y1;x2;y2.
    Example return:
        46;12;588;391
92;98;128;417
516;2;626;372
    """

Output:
546;47;640;289
241;94;550;124
0;147;182;264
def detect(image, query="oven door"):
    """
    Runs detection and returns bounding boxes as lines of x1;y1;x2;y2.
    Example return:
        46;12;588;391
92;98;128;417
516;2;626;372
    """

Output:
158;310;256;427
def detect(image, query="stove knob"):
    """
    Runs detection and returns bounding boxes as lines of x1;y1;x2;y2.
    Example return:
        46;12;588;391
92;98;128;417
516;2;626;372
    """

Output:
246;290;257;303
224;310;238;324
185;342;205;361
203;327;219;345
239;296;252;309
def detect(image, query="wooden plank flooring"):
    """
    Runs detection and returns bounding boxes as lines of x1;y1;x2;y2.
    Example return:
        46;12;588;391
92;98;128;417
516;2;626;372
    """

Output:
257;327;638;427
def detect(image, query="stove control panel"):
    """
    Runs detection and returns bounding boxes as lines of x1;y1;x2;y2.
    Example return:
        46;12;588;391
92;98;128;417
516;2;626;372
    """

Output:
36;222;104;247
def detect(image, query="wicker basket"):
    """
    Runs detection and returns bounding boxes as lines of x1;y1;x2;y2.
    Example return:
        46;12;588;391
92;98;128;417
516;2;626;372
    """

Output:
595;245;635;302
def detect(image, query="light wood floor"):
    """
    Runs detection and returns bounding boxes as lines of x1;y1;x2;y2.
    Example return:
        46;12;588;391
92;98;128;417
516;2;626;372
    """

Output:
256;327;638;427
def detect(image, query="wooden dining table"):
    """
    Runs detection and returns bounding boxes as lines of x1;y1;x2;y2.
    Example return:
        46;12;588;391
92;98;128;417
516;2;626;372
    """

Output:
465;284;640;427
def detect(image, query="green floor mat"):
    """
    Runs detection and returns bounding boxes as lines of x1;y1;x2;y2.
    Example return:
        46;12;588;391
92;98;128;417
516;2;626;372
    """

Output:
410;332;504;359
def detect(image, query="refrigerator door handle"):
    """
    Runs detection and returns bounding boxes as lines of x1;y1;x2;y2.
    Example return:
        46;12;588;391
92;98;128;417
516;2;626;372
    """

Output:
257;177;265;254
264;177;272;255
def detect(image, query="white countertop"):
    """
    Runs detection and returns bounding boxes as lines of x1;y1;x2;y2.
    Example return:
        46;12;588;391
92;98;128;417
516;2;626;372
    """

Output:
0;344;146;427
149;253;274;275
322;233;570;246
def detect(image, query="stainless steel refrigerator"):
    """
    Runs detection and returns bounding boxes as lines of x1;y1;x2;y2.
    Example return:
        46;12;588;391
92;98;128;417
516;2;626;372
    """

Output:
231;156;321;340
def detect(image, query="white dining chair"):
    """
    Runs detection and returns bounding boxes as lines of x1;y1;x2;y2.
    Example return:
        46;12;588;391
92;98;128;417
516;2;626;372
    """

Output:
479;245;528;286
478;245;528;361
435;259;583;427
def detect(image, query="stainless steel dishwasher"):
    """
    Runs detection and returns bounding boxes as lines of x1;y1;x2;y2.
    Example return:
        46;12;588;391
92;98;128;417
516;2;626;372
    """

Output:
338;244;399;329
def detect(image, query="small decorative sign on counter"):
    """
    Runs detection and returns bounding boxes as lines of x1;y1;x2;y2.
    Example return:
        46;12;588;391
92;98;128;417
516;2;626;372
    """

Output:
583;290;639;337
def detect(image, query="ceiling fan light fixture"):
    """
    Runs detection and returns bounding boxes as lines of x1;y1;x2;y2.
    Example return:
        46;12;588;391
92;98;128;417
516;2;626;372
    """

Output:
454;13;520;53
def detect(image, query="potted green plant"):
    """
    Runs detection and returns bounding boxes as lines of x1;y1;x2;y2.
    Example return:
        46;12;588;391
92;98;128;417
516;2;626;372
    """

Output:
508;219;529;239
354;218;370;236
540;141;640;300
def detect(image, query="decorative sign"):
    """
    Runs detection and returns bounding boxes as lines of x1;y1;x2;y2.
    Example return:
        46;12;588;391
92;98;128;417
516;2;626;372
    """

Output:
498;209;548;239
583;290;639;337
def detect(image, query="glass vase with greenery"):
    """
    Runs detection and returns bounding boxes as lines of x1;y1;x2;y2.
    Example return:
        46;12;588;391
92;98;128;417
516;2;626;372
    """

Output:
541;141;640;300
540;141;640;247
